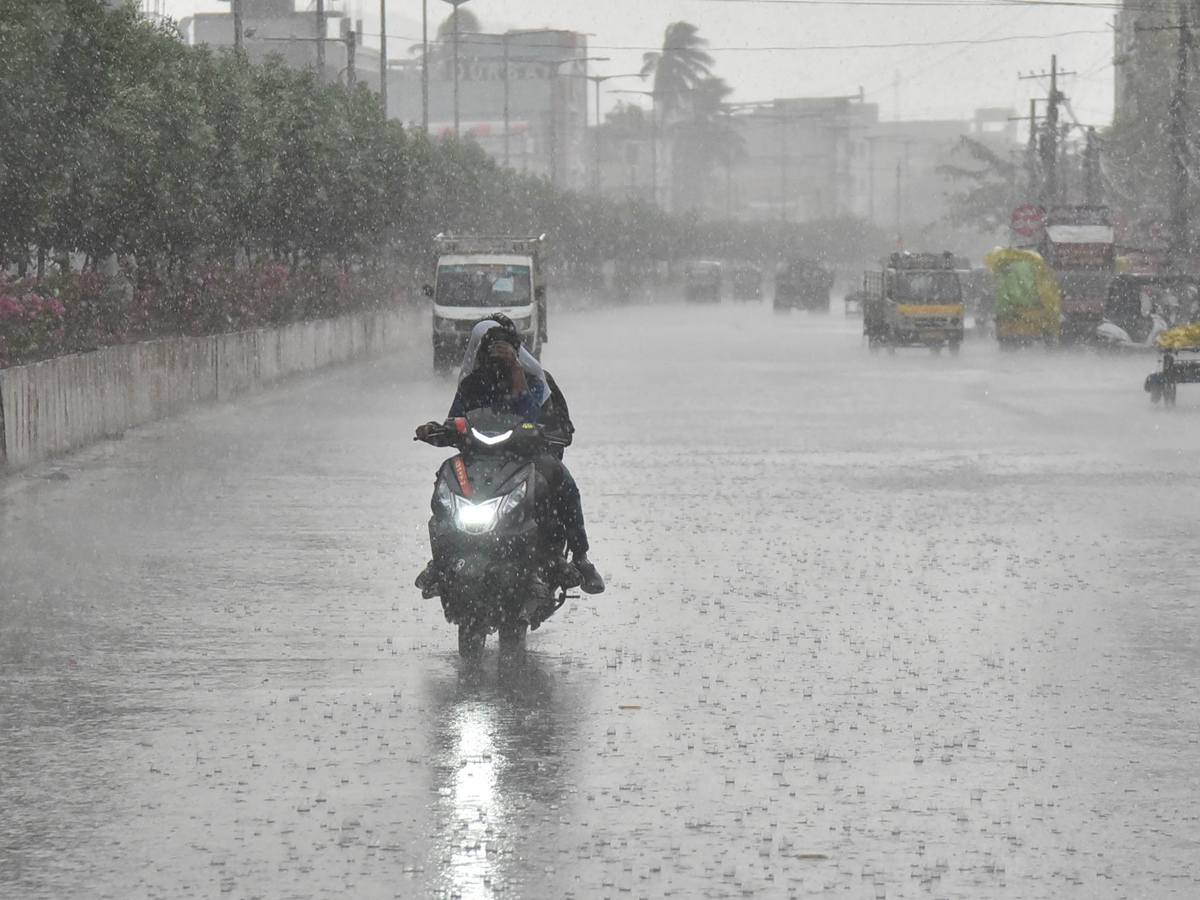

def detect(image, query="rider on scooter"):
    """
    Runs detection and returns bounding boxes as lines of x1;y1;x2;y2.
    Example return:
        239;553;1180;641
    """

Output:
415;315;604;596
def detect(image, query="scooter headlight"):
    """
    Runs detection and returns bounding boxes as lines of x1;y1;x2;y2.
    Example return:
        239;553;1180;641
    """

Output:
454;496;502;533
451;480;528;534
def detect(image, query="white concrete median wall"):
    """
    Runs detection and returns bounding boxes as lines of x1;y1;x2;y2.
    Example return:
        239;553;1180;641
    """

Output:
0;308;415;472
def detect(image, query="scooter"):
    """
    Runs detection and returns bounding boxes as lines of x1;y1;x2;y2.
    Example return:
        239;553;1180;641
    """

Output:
1095;312;1168;351
416;409;576;659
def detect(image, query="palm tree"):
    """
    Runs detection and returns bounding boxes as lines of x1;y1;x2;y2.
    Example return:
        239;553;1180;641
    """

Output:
640;22;715;120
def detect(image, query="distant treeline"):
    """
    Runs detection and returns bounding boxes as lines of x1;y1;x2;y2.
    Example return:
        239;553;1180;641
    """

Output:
0;0;893;281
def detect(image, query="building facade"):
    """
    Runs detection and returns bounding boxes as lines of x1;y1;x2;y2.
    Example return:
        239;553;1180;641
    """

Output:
186;2;591;191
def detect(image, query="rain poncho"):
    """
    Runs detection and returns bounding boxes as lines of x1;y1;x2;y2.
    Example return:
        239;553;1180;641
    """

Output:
983;247;1061;340
449;319;549;420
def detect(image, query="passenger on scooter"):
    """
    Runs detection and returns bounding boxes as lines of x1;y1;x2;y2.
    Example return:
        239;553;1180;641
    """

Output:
415;316;604;596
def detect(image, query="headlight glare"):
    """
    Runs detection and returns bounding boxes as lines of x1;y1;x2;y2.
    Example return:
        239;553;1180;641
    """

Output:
454;496;502;533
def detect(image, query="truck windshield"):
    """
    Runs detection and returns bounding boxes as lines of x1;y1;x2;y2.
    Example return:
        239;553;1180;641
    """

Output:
893;271;961;303
436;265;531;308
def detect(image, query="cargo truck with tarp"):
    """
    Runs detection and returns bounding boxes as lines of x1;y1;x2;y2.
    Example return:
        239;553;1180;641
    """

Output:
424;234;548;371
983;247;1061;348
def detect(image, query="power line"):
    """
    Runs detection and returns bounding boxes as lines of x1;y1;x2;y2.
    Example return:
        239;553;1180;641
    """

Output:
684;0;1133;9
391;28;1110;54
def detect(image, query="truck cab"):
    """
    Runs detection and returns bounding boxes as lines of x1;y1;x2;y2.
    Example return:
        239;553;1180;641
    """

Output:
863;251;964;354
427;234;548;371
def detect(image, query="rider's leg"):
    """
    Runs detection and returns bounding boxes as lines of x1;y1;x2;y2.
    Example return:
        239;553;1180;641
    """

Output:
541;457;604;595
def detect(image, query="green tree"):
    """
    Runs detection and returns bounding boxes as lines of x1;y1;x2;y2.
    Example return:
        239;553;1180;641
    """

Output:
639;21;715;120
938;137;1024;234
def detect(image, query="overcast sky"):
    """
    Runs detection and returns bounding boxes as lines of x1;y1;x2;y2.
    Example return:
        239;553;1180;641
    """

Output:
166;0;1117;134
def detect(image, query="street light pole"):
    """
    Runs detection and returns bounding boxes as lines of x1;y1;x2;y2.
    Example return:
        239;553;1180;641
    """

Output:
315;0;325;81
378;0;387;116
584;72;641;192
441;0;471;136
421;0;429;131
232;0;243;50
504;36;511;166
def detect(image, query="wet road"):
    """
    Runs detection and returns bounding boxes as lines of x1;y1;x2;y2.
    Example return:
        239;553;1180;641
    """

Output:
2;298;1199;900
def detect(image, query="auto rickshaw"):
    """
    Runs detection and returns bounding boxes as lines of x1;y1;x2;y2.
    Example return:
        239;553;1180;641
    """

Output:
684;261;722;303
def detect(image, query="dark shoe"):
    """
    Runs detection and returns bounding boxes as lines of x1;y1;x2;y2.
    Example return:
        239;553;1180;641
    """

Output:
415;560;441;599
573;554;605;594
546;555;582;589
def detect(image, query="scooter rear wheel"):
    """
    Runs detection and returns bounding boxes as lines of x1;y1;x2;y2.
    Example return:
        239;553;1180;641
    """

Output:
458;620;487;660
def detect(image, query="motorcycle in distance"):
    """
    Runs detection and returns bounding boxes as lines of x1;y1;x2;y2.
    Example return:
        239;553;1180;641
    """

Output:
415;409;577;660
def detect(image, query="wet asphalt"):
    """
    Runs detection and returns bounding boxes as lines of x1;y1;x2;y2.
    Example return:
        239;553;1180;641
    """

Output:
2;296;1199;900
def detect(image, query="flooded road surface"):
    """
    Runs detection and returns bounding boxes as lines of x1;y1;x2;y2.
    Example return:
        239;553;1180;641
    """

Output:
3;299;1199;899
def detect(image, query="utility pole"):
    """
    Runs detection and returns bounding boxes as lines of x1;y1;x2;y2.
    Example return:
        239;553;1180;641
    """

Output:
232;0;243;51
780;114;789;221
1169;1;1192;267
1084;126;1100;205
1015;98;1040;199
503;37;511;167
1020;57;1072;206
1044;55;1063;204
315;0;325;81
345;29;356;90
378;0;387;116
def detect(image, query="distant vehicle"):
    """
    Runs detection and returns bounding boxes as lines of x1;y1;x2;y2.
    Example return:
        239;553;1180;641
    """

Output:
727;261;763;300
862;251;964;354
844;290;865;317
684;260;722;303
983;247;1060;349
774;258;833;312
1104;274;1198;345
424;234;548;371
1038;205;1116;343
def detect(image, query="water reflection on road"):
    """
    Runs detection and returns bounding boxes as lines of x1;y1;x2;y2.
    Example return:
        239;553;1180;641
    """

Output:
427;651;577;899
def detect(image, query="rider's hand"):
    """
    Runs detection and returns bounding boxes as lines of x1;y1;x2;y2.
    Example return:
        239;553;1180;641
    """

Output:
488;340;519;369
415;421;439;440
488;341;528;392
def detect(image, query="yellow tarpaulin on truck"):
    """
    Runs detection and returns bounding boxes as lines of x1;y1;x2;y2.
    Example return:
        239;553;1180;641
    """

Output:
983;247;1061;341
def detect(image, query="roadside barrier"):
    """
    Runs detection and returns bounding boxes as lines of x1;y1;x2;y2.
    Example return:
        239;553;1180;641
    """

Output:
0;308;416;472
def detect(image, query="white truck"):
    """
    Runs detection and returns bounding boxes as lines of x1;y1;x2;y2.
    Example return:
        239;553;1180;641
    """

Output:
423;233;549;371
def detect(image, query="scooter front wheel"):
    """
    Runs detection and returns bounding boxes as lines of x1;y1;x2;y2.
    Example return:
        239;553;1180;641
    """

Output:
498;620;528;652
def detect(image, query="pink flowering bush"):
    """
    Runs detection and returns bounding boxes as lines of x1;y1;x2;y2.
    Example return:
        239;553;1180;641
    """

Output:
0;277;67;368
0;263;408;369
